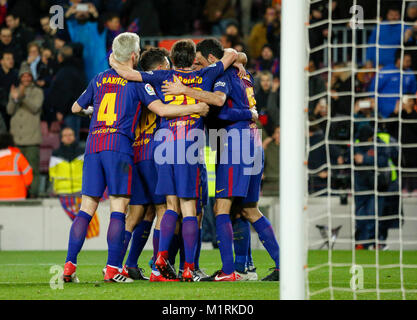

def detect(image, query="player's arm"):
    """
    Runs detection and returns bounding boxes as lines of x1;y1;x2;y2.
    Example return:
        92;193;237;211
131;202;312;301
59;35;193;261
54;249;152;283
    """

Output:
147;100;209;118
162;75;226;107
219;106;258;122
233;53;248;77
71;102;93;117
72;79;95;116
109;53;143;82
220;48;239;70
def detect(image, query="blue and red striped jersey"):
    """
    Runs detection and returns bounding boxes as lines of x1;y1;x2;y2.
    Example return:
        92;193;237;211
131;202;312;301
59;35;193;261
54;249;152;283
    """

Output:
214;68;256;130
140;61;225;139
77;68;159;156
133;107;159;163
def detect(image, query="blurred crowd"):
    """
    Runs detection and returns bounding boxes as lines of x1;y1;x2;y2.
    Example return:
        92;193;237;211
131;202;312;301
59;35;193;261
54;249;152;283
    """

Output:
308;0;417;249
0;0;282;199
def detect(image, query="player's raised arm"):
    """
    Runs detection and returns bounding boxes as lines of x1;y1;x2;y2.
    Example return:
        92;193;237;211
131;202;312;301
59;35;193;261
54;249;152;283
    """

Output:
220;48;238;70
147;99;209;118
162;75;226;107
233;53;248;78
109;53;143;82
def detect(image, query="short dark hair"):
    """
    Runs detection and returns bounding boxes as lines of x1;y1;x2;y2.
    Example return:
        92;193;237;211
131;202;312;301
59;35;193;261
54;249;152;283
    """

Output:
0;133;15;149
170;39;196;68
0;50;14;60
105;12;120;22
196;38;224;60
5;12;18;20
140;47;169;71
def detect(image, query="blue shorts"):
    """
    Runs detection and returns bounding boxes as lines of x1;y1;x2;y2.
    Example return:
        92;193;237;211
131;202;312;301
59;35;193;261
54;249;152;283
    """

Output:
82;151;133;197
130;160;166;206
215;134;264;204
155;139;204;199
155;162;201;198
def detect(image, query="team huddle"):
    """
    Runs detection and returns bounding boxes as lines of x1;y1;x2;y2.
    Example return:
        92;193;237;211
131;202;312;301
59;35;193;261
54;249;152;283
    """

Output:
62;32;280;283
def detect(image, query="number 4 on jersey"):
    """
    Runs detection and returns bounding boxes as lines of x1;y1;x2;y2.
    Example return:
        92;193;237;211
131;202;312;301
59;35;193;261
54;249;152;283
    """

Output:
97;93;117;126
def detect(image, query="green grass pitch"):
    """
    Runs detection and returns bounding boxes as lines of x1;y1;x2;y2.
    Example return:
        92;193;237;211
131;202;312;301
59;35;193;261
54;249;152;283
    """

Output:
0;250;416;300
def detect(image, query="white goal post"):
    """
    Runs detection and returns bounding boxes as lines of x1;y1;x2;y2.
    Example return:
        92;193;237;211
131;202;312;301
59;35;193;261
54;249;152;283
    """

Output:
279;0;308;300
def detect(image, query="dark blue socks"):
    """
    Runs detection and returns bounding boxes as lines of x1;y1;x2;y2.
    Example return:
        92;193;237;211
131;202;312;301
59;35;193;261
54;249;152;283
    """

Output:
66;210;92;264
233;218;251;272
125;220;152;268
252;216;280;269
106;212;126;267
216;214;234;275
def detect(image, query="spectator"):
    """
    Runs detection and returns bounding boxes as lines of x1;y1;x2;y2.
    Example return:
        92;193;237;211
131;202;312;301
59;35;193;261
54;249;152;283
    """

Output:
203;0;237;35
329;63;353;142
225;21;240;39
0;132;33;200
308;60;326;112
53;30;71;53
366;6;412;68
6;63;43;198
49;127;84;195
104;13;122;53
0;50;18;131
353;125;399;250
262;125;280;196
219;33;238;49
45;46;86;139
65;2;107;81
369;50;417;138
39;15;58;52
5;12;35;63
405;2;417;22
0;27;23;67
20;41;41;81
37;47;57;124
400;97;417;191
36;47;56;91
253;44;279;77
248;6;280;60
254;70;279;135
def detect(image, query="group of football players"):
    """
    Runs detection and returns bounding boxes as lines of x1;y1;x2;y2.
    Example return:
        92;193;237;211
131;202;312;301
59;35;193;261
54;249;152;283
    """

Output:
62;32;280;283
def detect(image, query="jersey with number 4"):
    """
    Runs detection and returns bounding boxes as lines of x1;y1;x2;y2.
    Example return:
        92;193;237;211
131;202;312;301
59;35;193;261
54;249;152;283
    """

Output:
77;68;159;155
140;62;225;139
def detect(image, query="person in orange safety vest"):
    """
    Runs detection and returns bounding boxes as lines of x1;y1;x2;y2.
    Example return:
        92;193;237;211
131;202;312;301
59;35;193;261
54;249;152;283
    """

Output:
0;133;33;200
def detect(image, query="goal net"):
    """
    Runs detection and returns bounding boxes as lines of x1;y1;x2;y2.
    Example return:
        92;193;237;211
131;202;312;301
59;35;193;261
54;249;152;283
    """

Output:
305;0;417;299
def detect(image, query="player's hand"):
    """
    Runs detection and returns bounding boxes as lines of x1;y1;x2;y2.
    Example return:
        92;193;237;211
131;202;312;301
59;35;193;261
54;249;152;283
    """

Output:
196;102;209;117
161;75;186;95
233;62;246;78
250;108;258;121
109;53;136;80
